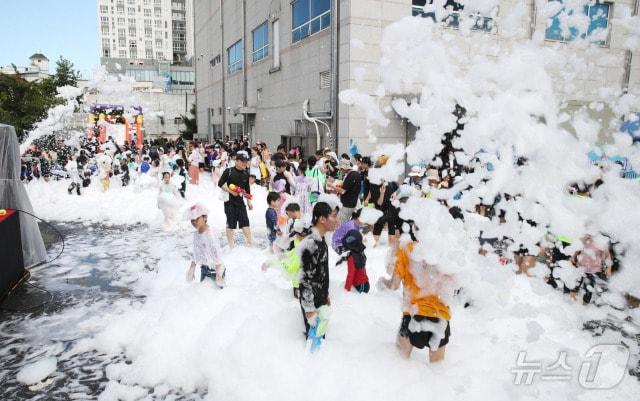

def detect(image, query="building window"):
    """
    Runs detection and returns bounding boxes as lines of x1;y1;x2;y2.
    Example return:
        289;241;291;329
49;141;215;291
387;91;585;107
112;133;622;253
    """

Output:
145;40;152;48
117;17;125;25
128;18;136;26
227;40;243;74
170;70;194;85
144;19;152;27
129;40;137;48
229;123;243;140
145;49;153;58
101;16;110;25
156;38;163;47
291;0;331;44
252;21;269;62
130;49;137;58
155;20;162;28
144;0;150;4
173;42;186;52
144;8;151;17
174;117;183;125
412;0;494;32
102;38;110;47
117;6;125;14
172;12;185;20
103;48;111;57
156;51;164;59
127;6;136;14
545;1;611;46
119;38;126;47
173;21;185;31
154;7;162;17
129;27;137;36
174;32;185;41
118;28;126;37
101;26;110;35
100;5;109;13
145;27;153;37
119;50;127;58
213;124;223;139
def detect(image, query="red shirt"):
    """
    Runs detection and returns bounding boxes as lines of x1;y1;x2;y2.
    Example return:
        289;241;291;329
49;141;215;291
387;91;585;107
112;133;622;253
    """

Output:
345;254;369;291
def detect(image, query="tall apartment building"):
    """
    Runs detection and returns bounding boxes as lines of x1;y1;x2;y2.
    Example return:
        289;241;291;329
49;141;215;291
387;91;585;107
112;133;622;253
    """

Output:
194;0;639;154
95;0;196;138
97;0;195;94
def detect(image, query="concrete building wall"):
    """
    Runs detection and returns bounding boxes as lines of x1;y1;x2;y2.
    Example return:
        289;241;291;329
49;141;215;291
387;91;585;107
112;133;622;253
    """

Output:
195;0;640;154
195;0;336;151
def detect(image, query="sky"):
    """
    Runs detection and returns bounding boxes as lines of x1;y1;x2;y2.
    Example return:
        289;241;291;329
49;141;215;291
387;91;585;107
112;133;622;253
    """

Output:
0;0;98;80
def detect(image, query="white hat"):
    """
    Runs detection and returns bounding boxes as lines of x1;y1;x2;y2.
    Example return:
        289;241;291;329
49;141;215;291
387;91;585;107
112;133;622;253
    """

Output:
408;165;425;177
326;151;338;161
186;203;209;220
396;184;415;199
426;168;439;180
338;159;352;170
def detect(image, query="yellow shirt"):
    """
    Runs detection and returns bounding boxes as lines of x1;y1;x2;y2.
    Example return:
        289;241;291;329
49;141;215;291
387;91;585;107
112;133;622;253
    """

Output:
394;243;451;320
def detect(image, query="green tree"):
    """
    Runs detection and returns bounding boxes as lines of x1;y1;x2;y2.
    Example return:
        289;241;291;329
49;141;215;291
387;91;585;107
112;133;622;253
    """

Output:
180;103;198;140
0;56;81;140
0;74;55;139
52;56;80;88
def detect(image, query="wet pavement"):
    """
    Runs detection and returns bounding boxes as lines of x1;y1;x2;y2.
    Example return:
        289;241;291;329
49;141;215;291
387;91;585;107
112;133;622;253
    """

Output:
0;221;638;400
0;222;205;401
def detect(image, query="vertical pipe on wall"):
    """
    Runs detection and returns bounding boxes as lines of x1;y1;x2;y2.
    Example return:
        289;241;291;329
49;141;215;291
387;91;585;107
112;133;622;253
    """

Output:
529;0;537;39
242;0;248;138
220;0;227;139
332;0;341;152
622;0;638;93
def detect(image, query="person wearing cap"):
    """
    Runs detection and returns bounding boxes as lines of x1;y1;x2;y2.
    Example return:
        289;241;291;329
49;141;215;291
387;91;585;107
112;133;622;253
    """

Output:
405;165;425;190
421;168;440;198
186;203;226;288
339;229;370;293
219;150;254;248
335;158;362;225
324;151;339;179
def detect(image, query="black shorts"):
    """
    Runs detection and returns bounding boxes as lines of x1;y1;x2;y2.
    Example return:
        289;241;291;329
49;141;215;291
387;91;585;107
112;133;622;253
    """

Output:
224;202;250;229
373;211;398;236
399;315;450;350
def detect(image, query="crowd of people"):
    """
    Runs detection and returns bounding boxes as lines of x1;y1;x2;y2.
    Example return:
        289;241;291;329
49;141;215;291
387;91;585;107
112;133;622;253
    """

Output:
21;132;623;362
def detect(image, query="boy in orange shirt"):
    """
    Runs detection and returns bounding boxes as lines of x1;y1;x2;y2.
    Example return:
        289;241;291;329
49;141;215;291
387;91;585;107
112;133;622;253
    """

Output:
380;234;452;363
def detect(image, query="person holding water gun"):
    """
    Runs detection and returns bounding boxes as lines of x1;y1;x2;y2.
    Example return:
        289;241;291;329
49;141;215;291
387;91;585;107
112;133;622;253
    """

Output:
219;150;254;248
299;202;338;352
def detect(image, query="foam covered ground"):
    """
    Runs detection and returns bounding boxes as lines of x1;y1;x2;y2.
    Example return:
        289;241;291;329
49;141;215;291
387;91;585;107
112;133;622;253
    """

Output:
12;177;636;400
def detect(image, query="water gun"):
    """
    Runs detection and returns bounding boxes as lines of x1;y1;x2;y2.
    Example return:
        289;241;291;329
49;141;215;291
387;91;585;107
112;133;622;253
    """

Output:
306;305;331;353
228;183;253;200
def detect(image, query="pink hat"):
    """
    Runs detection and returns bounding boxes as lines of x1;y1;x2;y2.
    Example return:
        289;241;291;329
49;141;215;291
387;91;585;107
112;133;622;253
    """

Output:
186;203;209;220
